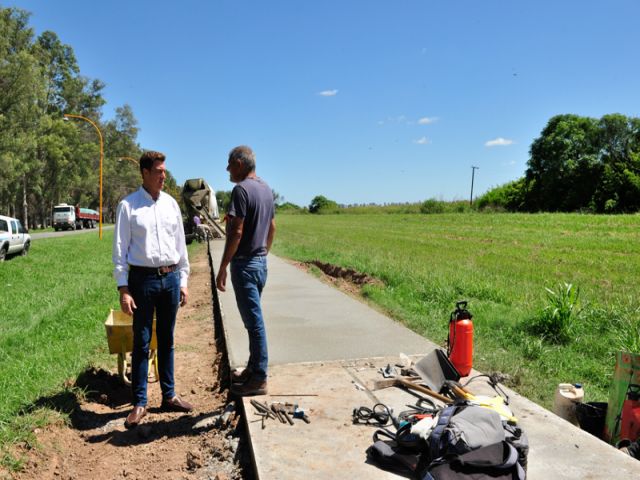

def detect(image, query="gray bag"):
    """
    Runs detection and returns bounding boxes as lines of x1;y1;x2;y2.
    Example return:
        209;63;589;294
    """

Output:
429;405;506;459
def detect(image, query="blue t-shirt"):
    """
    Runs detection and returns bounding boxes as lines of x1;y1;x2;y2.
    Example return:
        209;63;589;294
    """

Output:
228;177;275;257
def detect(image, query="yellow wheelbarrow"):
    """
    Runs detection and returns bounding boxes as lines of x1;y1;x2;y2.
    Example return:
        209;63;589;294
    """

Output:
105;309;159;386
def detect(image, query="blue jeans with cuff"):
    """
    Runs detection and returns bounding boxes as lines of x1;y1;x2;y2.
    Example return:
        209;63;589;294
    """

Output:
129;269;180;407
231;255;268;381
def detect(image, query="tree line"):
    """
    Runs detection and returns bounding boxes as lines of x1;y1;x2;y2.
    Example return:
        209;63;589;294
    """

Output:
479;113;640;213
303;113;640;215
0;6;181;229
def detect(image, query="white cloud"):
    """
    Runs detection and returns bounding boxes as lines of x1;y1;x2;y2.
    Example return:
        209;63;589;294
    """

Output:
414;136;430;145
418;116;438;125
485;137;514;147
318;89;338;97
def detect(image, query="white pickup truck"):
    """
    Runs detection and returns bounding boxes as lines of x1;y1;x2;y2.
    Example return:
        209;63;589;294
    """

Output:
0;215;31;261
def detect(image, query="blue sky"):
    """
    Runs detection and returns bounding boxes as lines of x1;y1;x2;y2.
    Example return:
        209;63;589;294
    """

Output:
7;0;640;207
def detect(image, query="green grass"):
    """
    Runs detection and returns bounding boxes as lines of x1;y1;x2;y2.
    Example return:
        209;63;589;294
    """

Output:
272;213;640;408
0;231;199;468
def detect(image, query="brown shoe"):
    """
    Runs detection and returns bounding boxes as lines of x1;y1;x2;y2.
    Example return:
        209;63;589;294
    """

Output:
231;377;268;397
124;406;147;429
231;368;252;384
161;396;194;413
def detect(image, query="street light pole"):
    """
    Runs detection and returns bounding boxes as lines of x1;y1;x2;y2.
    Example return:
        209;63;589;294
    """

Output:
470;166;479;206
118;156;139;167
64;114;104;239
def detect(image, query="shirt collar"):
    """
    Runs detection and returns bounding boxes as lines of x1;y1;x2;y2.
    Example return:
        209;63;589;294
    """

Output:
139;186;163;202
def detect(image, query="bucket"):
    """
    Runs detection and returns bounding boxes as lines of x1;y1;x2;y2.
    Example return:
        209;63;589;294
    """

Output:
576;402;608;439
553;383;584;426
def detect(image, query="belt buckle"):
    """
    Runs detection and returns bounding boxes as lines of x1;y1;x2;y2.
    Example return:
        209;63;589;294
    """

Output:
157;266;167;276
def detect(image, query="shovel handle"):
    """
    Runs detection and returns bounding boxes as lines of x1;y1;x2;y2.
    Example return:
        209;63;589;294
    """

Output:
396;378;453;404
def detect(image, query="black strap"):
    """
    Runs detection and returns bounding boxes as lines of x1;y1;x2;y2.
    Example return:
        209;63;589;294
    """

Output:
455;442;519;469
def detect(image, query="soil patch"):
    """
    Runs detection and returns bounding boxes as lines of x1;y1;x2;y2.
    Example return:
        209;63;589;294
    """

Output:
7;244;249;480
291;260;384;297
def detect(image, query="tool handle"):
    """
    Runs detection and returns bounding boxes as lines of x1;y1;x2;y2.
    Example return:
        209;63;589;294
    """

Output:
282;410;294;425
251;399;277;419
397;378;453;404
451;384;473;399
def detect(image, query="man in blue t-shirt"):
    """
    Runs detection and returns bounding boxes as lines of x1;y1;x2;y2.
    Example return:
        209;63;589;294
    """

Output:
216;145;276;396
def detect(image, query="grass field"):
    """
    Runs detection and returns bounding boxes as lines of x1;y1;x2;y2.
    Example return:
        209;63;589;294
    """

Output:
0;231;197;467
1;212;638;465
272;213;640;407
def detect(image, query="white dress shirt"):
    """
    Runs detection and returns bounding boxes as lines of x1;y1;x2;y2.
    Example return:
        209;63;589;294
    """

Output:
113;187;189;288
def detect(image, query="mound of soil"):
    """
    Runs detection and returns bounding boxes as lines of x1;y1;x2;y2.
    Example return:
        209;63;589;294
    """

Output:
308;261;383;287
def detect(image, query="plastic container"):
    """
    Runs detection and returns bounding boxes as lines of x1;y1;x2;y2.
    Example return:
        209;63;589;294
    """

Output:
576;402;608;439
620;384;640;442
552;383;584;426
448;302;474;376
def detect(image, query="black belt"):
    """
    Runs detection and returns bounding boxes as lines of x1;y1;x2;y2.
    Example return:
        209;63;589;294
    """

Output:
129;264;177;276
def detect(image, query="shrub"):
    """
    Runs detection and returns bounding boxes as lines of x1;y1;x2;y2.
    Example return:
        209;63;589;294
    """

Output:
476;178;527;212
420;198;445;214
276;202;306;214
525;282;580;343
309;195;340;214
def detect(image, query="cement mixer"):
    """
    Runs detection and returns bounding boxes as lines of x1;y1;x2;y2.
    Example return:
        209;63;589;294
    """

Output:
182;178;225;243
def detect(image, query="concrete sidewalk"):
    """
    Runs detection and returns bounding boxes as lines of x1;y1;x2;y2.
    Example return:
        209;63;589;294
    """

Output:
209;239;640;479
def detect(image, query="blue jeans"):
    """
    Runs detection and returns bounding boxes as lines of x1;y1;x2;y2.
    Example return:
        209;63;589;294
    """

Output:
128;269;180;407
231;255;268;381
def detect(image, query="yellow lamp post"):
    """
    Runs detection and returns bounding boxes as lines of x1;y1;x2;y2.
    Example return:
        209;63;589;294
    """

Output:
64;113;104;239
118;156;139;167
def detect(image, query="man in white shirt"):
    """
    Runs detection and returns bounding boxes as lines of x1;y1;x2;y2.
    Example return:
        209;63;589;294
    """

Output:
113;150;192;428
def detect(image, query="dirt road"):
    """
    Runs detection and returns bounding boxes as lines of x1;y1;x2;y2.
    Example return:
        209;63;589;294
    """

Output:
9;245;248;480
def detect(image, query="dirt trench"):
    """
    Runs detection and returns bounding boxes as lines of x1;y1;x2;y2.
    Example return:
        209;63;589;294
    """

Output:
8;244;251;480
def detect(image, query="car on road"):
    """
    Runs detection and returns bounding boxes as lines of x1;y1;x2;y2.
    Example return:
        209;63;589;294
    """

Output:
0;215;31;261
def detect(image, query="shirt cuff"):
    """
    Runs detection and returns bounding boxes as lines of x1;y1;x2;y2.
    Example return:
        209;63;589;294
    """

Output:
114;269;129;288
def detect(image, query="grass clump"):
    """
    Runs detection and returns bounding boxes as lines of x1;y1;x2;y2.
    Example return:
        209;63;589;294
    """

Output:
525;283;580;343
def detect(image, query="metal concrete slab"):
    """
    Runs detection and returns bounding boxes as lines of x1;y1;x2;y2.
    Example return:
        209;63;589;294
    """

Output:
209;239;430;369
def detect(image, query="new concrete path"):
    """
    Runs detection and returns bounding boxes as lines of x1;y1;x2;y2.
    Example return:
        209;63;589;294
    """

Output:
209;239;640;479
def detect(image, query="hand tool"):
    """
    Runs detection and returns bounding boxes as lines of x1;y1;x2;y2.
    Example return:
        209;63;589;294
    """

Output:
374;377;453;404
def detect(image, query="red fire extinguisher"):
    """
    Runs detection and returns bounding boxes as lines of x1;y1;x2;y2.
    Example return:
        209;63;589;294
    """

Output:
620;384;640;441
447;301;474;376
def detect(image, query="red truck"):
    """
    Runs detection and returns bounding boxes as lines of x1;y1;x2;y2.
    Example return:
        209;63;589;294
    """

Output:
52;204;100;231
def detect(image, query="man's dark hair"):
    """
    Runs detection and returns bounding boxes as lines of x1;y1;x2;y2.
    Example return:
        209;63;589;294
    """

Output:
139;151;165;174
228;145;256;172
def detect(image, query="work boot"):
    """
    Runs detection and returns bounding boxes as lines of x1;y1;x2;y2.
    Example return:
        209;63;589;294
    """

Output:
231;377;268;397
124;406;147;429
231;368;252;384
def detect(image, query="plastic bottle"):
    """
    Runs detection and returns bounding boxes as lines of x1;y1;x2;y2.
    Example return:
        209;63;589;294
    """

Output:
553;383;584;426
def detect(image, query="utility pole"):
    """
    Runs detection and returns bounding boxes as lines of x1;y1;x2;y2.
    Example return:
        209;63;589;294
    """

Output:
470;166;479;206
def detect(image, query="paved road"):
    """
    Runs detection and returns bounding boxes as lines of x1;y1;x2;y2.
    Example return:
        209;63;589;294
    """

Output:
30;225;114;240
